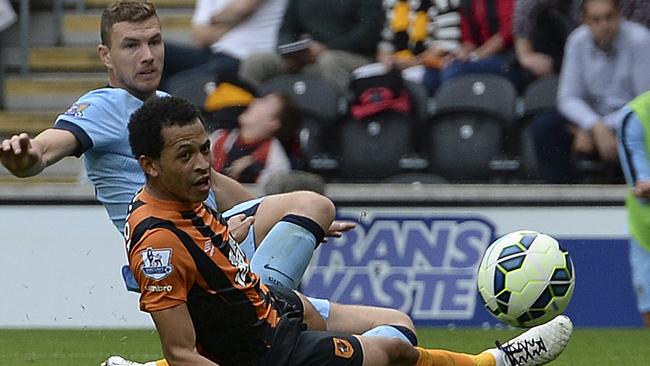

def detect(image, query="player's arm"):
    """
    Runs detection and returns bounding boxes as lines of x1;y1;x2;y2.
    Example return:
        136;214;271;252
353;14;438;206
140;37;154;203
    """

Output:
151;304;219;366
210;168;256;211
0;129;79;178
192;0;265;48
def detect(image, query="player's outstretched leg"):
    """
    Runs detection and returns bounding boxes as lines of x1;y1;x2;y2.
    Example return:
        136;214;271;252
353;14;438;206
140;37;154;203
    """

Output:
100;356;166;366
413;315;572;366
491;315;573;366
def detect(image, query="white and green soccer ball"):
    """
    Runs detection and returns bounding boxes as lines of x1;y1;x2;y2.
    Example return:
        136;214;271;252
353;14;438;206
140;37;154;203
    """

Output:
477;230;575;327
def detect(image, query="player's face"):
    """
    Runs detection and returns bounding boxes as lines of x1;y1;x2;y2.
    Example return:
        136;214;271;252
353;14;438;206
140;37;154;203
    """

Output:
238;94;282;137
154;119;212;204
583;0;621;50
99;17;164;100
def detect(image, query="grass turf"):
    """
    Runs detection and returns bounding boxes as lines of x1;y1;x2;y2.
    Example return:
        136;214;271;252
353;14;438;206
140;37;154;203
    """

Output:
0;328;648;365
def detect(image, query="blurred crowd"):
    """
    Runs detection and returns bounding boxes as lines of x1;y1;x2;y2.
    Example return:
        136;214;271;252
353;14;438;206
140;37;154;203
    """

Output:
158;0;650;187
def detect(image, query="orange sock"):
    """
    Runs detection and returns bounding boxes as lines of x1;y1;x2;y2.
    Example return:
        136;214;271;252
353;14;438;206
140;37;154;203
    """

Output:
155;360;169;366
415;348;495;366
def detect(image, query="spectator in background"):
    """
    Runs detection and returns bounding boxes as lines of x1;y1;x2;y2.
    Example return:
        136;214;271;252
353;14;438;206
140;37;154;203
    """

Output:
378;0;461;85
211;93;301;186
160;0;287;91
617;91;650;328
514;0;649;82
238;0;384;92
420;0;517;95
514;0;579;80
530;0;650;183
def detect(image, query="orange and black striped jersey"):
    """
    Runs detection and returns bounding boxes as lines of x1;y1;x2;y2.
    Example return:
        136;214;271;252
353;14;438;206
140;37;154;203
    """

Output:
125;188;285;365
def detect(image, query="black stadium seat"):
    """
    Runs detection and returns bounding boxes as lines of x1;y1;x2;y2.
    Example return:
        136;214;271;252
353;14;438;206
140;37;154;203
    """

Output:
427;74;517;181
337;75;430;180
339;111;416;180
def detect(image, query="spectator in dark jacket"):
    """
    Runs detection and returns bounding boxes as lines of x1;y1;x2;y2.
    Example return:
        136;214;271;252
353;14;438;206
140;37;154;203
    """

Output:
238;0;384;92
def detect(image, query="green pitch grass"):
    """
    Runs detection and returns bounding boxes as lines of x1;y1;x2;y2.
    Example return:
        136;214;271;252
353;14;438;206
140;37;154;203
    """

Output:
0;327;649;365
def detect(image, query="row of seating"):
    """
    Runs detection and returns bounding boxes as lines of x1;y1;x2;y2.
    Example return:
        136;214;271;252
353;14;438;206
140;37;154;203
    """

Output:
252;73;561;183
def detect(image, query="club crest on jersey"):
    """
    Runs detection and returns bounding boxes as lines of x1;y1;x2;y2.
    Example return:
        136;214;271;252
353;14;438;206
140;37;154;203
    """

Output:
63;103;90;118
141;248;173;280
333;338;354;359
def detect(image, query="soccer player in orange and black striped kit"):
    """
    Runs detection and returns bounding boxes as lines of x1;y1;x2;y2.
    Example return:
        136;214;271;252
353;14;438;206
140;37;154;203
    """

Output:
125;96;573;366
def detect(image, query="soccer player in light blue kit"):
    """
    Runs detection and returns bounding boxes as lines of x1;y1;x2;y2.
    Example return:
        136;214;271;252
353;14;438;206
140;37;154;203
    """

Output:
0;0;351;300
617;91;650;328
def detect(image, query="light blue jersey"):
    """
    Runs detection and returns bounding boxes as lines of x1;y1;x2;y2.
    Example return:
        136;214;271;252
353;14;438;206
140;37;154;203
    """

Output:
53;88;221;233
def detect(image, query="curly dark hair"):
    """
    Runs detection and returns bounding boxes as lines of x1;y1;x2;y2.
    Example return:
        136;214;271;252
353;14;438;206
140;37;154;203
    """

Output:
129;96;202;159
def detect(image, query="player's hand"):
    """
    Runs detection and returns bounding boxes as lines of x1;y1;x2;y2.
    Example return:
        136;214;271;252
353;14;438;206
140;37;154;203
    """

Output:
0;133;41;176
633;181;650;200
591;122;618;163
325;220;356;239
227;214;255;243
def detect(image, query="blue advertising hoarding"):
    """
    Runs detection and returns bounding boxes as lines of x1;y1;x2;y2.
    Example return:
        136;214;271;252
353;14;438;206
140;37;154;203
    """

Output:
300;208;642;328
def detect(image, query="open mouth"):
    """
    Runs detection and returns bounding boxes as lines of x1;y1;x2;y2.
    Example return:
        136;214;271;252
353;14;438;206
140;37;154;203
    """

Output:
194;175;210;191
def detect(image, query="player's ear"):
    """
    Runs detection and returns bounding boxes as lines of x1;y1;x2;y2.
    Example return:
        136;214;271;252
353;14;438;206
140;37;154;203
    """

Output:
139;155;159;178
98;44;113;69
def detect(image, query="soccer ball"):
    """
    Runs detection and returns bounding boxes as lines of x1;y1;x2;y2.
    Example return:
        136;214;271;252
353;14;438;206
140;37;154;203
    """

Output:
477;230;575;327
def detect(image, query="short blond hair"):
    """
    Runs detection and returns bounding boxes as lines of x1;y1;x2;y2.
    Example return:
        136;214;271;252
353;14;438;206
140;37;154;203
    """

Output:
100;0;158;47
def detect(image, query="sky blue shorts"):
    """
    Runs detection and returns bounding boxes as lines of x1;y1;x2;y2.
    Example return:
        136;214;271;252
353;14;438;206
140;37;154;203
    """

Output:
629;238;650;313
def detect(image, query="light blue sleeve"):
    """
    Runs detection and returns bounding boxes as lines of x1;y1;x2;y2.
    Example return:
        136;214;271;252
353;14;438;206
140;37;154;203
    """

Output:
617;107;650;186
55;88;128;151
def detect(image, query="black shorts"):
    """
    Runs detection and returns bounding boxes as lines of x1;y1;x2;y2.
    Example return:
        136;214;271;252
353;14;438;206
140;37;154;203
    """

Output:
265;286;364;366
287;331;363;366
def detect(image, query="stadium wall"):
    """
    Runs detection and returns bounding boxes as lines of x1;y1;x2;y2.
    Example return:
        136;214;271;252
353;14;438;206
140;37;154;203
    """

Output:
0;184;641;328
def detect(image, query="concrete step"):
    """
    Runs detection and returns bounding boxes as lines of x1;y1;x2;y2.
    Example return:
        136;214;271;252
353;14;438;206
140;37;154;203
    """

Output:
29;47;105;72
63;10;192;46
0;111;58;137
84;0;196;9
4;74;105;111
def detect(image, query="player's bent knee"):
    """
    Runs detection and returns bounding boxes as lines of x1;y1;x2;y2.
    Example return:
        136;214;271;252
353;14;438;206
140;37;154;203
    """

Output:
287;191;335;225
373;308;416;331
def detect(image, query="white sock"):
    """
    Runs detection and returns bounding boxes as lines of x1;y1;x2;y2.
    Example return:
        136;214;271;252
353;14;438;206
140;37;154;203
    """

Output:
483;348;505;366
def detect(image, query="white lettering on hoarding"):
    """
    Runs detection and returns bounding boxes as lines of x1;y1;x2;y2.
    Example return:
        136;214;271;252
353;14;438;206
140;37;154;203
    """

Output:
301;217;494;321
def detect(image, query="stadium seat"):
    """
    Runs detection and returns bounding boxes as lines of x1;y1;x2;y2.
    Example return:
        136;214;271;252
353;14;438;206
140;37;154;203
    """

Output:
339;80;428;181
259;75;346;171
338;111;418;180
518;75;559;180
427;74;518;181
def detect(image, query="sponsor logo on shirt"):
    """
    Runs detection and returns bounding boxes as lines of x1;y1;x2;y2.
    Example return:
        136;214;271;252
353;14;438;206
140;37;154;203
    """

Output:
63;103;90;118
141;247;173;280
145;284;173;292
